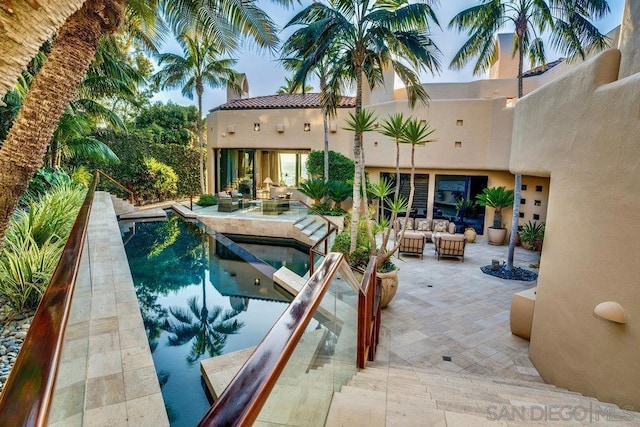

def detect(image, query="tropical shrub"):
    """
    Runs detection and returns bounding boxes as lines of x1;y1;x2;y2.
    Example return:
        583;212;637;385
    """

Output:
89;130;200;198
519;220;545;251
144;158;178;201
0;184;85;313
298;178;327;205
196;194;218;206
69;166;93;188
19;167;71;207
306;150;354;182
326;180;351;210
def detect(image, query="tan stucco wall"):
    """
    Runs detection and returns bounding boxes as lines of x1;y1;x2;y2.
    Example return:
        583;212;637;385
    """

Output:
364;97;514;171
511;33;640;410
0;0;85;96
489;33;519;79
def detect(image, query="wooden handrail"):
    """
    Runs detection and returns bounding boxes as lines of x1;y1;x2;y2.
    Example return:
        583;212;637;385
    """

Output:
198;252;346;426
0;171;98;426
96;169;134;204
357;256;380;368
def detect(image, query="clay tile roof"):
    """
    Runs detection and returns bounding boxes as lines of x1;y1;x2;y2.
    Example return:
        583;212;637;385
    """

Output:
522;58;565;78
212;93;356;111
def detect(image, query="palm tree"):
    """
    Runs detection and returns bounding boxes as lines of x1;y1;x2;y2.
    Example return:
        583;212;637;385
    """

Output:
378;113;409;200
283;0;441;253
154;32;240;194
0;0;286;243
276;76;314;94
449;0;610;269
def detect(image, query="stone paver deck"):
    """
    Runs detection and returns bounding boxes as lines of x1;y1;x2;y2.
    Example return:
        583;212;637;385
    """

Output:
375;239;541;382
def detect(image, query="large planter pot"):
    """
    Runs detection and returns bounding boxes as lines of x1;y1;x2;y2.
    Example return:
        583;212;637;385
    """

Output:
487;227;507;245
464;228;477;243
378;269;399;309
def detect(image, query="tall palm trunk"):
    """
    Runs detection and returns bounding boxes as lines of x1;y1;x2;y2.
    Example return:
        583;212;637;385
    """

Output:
0;0;125;243
507;30;526;269
320;75;329;183
197;83;206;194
349;65;364;254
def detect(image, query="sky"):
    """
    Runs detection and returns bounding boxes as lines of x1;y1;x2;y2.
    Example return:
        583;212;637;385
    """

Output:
152;0;626;115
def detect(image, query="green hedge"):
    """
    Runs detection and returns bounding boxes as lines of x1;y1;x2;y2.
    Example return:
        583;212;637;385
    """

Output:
306;150;354;182
89;130;200;200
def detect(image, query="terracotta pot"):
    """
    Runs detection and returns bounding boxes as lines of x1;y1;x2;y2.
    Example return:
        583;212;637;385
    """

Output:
464;228;477;243
378;269;399;308
487;227;507;245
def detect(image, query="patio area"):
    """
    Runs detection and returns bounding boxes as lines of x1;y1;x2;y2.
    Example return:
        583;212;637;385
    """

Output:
376;239;541;383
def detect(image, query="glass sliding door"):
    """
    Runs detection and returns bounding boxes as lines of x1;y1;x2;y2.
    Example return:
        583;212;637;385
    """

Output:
433;175;487;234
219;149;255;197
379;173;429;219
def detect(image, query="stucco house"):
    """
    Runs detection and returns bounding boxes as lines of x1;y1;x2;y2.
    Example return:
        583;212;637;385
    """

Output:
206;0;640;410
205;34;596;239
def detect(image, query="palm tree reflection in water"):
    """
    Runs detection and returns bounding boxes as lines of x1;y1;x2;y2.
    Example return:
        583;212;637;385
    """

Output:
164;231;244;364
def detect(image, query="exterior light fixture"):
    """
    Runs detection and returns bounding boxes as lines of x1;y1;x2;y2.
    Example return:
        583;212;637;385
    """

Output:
303;123;311;132
254;278;260;286
254;123;260;131
594;301;627;324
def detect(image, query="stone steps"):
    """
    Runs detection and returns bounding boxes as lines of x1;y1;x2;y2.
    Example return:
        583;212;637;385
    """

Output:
325;364;637;426
294;215;328;245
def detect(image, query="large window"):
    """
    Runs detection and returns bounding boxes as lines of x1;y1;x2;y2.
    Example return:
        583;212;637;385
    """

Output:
218;149;255;197
379;173;429;219
433;175;487;234
218;149;309;198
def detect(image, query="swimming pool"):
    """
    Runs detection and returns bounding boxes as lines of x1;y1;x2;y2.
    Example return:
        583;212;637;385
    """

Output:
122;212;308;426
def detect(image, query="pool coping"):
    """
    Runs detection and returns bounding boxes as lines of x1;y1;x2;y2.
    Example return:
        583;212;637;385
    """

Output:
81;192;169;426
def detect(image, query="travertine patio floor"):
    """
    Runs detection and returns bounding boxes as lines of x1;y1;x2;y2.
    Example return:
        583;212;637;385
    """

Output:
374;240;542;382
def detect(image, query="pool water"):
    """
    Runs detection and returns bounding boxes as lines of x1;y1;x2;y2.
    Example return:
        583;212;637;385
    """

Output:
122;213;307;426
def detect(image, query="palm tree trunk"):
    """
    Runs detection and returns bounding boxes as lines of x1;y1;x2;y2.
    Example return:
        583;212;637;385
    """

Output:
394;141;400;197
0;0;125;243
507;33;525;269
349;66;364;254
378;143;416;268
323;110;329;183
320;74;329;183
197;86;206;194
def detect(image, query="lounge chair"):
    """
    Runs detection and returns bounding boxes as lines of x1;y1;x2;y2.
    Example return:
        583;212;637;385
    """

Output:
434;234;466;262
398;231;426;259
218;197;239;212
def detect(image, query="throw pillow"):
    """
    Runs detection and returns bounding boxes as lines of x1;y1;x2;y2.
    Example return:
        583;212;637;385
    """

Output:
399;218;413;230
416;220;431;231
434;223;446;232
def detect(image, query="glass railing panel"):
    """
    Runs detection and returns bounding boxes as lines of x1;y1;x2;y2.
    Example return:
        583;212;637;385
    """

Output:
254;267;358;426
48;235;92;426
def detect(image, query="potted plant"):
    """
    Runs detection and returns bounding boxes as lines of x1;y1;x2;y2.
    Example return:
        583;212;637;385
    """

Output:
475;186;514;245
519;220;545;251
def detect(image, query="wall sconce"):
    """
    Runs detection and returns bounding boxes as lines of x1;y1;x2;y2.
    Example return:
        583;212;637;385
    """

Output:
329;122;337;133
373;122;379;128
303;123;310;132
227;125;235;133
254;123;260;131
374;141;378;147
594;301;627;324
254;278;261;286
276;123;285;133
